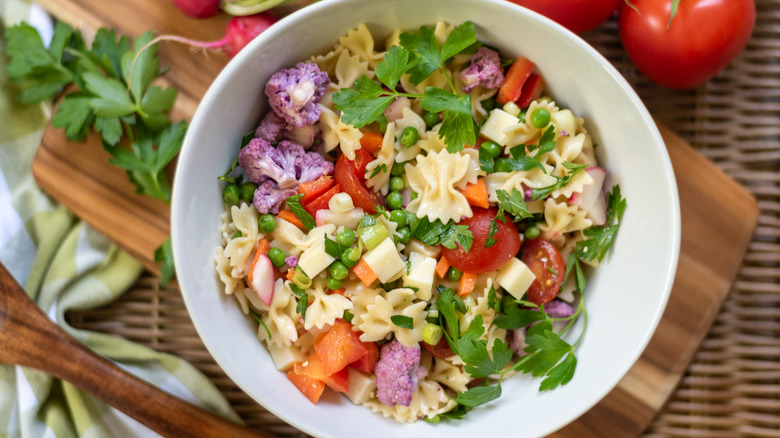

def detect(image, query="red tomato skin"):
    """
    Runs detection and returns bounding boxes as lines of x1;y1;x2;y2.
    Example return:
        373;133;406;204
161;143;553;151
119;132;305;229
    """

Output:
520;239;565;306
618;0;755;89
509;0;621;34
440;208;521;274
333;150;384;214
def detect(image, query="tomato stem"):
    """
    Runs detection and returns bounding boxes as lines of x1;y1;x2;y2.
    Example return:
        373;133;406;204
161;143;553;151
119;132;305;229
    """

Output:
666;0;681;31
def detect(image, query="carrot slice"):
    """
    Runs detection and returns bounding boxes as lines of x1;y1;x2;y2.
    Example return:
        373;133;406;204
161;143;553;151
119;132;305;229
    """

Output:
352;258;378;286
458;179;489;209
329;288;346;295
359;132;384;154
247;238;270;284
435;256;451;279
297;175;335;205
497;57;535;105
286;267;295;281
278;210;305;229
458;272;477;297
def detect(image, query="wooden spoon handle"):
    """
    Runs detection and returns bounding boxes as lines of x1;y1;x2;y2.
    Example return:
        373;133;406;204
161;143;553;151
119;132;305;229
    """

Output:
0;263;272;438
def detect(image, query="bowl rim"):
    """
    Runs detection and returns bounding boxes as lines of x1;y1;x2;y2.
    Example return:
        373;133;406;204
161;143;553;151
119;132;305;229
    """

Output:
172;0;681;435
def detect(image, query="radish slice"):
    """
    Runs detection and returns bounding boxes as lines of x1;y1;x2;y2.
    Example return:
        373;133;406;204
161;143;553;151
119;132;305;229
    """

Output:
250;254;275;305
383;96;410;122
569;166;607;226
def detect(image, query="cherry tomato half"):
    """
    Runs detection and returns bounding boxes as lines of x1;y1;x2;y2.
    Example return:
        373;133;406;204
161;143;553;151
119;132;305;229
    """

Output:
421;336;454;359
520;238;565;306
441;208;521;274
333;149;384;214
618;0;755;89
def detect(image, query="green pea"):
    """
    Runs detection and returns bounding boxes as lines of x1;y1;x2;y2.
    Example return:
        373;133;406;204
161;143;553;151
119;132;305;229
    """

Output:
328;277;344;290
376;114;388;134
531;108;551;128
341;247;361;268
401;127;419;147
494;158;512;173
481;97;497;112
240;181;257;202
396;226;412;244
480;140;502;159
336;228;356;247
389;176;405;193
329;261;349;280
446;267;462;282
258;214;277;233
267;247;285;268
391;161;405;176
389;209;407;228
422;111;439;129
386;191;403;210
230;230;242;239
222;184;240;205
524;225;540;239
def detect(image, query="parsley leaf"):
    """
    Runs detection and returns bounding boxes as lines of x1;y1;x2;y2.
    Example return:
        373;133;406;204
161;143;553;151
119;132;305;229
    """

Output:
412;217;473;252
513;321;576;388
333;76;395;129
367;163;388;179
494;305;547;330
454;384;502;407
324;236;346;259
420;87;475;152
496;188;533;221
487;284;501;313
575;185;626;262
286;194;316;231
289;283;309;318
51;93;95;140
440;224;474;252
153;237;175;286
391;315;414;329
532;161;586;200
485;219;498;248
249;308;273;340
374;45;419;90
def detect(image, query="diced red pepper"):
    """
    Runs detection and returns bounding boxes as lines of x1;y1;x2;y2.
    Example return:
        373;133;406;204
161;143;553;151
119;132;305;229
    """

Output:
314;321;368;375
303;183;341;216
497;57;535;105
516;74;545;108
349;341;379;374
297;175;336;205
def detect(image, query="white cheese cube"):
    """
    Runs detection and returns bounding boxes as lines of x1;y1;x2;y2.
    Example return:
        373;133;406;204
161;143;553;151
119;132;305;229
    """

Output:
495;257;536;300
346;368;376;405
403;251;437;300
266;342;306;371
297;235;335;278
551;109;576;136
481;109;520;146
362;237;406;283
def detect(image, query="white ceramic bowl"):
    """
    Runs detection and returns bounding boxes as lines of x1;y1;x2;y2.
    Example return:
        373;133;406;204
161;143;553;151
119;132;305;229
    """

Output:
172;0;680;436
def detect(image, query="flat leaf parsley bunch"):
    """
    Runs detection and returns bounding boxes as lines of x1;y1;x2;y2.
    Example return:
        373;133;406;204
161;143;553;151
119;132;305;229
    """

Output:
5;23;184;283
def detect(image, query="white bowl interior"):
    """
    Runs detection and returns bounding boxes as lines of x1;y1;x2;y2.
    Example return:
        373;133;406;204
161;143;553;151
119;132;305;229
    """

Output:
172;0;680;436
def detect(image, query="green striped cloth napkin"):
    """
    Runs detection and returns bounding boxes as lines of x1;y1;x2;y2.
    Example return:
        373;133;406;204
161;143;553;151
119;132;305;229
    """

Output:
0;2;241;436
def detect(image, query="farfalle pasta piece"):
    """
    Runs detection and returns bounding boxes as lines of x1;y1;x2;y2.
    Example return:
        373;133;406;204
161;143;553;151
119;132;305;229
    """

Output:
366;122;397;195
353;288;426;348
261;279;302;348
539;198;593;244
222;204;260;277
270;218;307;257
214;246;240;296
483;167;557;204
421;352;470;393
405;149;482;223
318;49;374;109
502;99;560;150
304;277;354;330
338;23;384;68
317;105;364;158
363;377;456;422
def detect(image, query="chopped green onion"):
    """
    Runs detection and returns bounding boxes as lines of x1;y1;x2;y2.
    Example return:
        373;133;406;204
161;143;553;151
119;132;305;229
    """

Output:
422;323;443;345
293;267;311;289
358;223;390;250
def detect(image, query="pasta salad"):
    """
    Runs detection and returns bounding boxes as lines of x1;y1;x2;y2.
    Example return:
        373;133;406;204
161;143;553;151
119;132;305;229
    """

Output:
214;21;625;423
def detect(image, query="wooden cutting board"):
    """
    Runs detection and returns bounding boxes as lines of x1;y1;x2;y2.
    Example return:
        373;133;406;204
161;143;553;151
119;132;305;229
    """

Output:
29;1;759;436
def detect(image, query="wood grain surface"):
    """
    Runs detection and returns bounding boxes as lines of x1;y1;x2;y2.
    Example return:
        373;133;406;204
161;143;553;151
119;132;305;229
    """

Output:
0;263;271;438
29;0;759;436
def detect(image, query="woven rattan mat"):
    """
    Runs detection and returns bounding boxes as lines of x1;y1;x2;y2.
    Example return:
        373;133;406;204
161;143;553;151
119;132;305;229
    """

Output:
66;3;780;436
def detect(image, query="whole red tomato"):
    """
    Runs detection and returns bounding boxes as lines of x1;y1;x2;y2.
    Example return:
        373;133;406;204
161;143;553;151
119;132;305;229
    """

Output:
508;0;621;34
618;0;755;89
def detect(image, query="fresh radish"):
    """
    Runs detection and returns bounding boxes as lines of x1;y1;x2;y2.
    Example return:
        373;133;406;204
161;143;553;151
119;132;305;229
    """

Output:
170;0;219;18
568;166;607;226
383;96;410;122
135;13;276;61
315;208;365;229
250;253;275;305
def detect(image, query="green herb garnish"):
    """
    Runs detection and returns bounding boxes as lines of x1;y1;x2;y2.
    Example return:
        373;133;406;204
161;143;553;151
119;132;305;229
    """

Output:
286;194;316;231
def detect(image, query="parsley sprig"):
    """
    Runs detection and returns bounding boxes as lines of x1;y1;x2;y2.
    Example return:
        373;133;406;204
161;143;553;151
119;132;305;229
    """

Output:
333;22;478;152
404;211;474;252
6;22;184;283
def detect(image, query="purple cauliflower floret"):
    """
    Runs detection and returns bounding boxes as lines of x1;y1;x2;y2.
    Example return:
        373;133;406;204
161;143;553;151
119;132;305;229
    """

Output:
253;182;296;214
255;111;287;142
459;47;505;93
508;300;575;356
374;340;423;407
265;62;330;127
239;138;333;214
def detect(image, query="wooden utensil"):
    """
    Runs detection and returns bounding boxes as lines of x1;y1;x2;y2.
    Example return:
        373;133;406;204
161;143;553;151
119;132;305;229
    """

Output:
0;263;270;438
